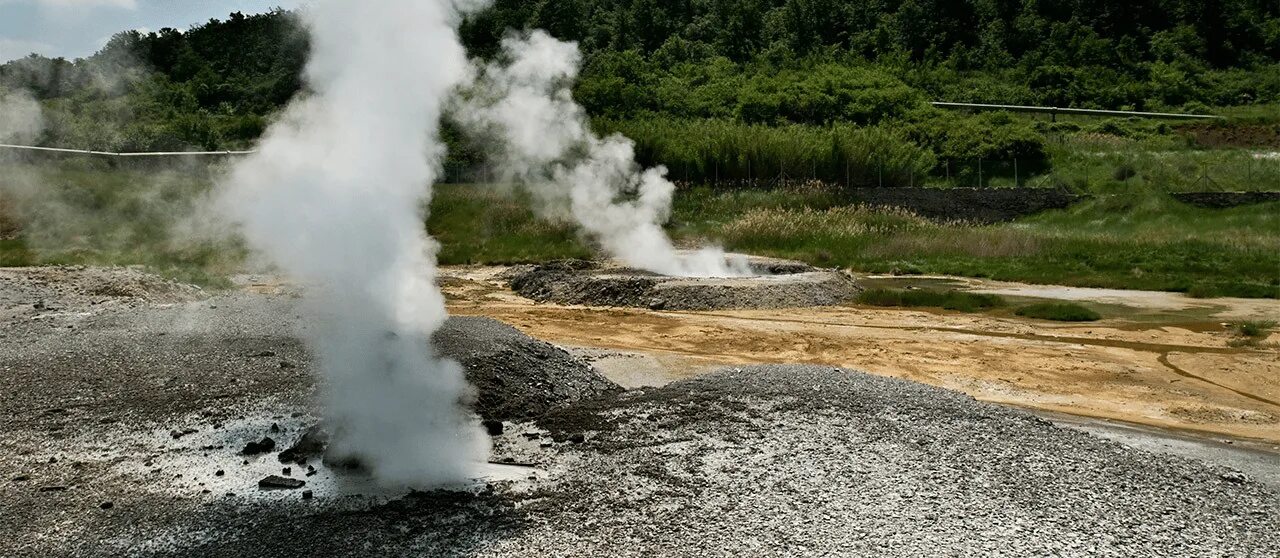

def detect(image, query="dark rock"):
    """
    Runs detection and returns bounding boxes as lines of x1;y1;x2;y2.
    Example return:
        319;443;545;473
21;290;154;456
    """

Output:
214;470;225;477
279;424;330;464
38;486;67;492
279;361;295;369
12;475;30;482
269;423;281;433
568;433;586;444
258;475;305;490
1221;471;1249;484
241;437;276;456
482;420;504;436
282;467;291;476
99;501;113;510
302;489;314;500
322;453;367;473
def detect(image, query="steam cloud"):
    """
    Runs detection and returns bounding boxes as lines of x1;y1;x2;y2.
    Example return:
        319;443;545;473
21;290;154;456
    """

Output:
216;0;490;486
455;31;751;278
0;90;44;144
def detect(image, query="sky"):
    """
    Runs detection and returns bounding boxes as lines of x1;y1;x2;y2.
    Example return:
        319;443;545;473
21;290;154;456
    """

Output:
0;0;302;63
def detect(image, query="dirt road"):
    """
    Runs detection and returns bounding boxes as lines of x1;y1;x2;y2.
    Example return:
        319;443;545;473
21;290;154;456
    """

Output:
442;267;1280;446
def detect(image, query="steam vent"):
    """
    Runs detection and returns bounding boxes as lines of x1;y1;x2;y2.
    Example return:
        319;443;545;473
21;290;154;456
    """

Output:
507;254;860;311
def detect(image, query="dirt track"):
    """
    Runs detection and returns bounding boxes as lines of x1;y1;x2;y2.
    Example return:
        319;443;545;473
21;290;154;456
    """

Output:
443;266;1280;446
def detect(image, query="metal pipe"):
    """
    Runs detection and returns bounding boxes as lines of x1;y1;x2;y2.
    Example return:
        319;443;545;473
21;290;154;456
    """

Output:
931;102;1222;120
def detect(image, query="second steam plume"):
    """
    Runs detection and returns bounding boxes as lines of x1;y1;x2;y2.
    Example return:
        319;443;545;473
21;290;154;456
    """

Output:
455;31;751;278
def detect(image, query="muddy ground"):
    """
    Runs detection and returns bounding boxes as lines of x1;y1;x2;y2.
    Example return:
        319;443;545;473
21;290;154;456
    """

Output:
1;266;1278;557
448;266;1280;446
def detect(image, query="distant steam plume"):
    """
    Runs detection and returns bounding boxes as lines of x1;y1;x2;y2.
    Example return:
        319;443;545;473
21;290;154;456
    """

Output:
216;0;490;486
0;90;44;144
454;31;751;278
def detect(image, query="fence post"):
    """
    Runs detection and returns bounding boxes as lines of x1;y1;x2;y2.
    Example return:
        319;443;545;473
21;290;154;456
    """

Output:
978;158;983;188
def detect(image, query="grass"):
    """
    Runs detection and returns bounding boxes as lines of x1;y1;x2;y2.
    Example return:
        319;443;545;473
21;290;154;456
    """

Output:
856;288;1006;312
1015;302;1102;322
708;190;1279;299
1228;320;1277;348
428;185;592;264
2;162;1276;299
0;160;242;287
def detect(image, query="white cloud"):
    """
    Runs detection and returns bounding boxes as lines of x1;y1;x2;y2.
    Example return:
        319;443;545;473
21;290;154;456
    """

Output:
0;37;55;62
27;0;138;8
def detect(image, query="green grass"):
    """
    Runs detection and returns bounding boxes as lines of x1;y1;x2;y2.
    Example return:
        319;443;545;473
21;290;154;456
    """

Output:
856;288;1006;312
0;160;242;287
3;162;1276;300
1228;320;1278;347
709;191;1279;299
1231;320;1277;339
1015;302;1103;322
428;185;592;264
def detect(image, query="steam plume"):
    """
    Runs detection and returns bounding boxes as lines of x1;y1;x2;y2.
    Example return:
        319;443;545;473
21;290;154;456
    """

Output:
0;90;44;144
216;0;490;486
455;31;750;278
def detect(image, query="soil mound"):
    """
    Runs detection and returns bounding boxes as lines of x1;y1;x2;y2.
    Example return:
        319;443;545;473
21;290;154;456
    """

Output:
434;316;622;422
508;258;859;311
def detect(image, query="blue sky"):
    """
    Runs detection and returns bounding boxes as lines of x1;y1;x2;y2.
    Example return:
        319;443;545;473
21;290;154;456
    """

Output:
0;0;301;63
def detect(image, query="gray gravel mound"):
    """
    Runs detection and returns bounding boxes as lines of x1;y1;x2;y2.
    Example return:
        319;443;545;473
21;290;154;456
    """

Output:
520;365;1279;557
434;316;622;421
84;365;1279;558
509;261;858;310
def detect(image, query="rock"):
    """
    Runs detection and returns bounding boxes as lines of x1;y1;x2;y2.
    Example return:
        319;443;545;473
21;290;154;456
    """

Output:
302;490;314;500
258;475;305;490
241;437;276;456
1221;471;1249;484
38;486;67;492
568;433;586;444
279;361;295;369
482;420;504;436
282;467;291;476
214;470;225;477
269;423;281;433
99;501;113;510
279;424;330;464
12;475;30;482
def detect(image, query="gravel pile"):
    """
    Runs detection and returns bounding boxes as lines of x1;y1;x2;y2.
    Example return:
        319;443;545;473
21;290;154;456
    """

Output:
77;365;1278;557
508;260;859;311
0;266;205;324
434;316;622;422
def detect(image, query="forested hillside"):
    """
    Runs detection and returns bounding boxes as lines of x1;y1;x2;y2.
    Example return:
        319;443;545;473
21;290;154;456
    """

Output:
1;2;1277;169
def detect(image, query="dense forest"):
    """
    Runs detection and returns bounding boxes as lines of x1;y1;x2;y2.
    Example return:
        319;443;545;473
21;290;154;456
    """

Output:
1;2;1277;182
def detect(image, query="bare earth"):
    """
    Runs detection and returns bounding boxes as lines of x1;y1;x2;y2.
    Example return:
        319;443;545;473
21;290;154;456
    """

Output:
442;266;1280;446
2;265;1278;557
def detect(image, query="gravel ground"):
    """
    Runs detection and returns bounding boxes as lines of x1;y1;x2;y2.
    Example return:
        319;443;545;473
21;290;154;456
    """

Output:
435;316;622;421
508;259;859;310
1;267;1277;557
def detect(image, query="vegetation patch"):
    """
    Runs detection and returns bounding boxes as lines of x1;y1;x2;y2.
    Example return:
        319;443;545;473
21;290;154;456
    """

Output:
1227;320;1277;348
1015;302;1102;322
856;288;1005;313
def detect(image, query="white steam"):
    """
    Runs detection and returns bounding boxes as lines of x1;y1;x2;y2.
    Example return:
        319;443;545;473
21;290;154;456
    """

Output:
455;31;751;278
216;0;490;487
0;90;44;144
